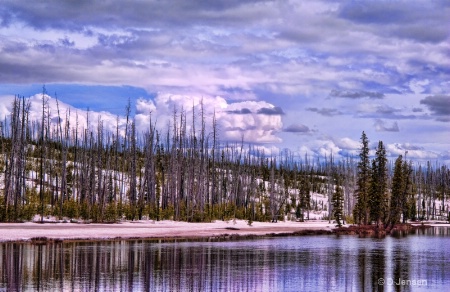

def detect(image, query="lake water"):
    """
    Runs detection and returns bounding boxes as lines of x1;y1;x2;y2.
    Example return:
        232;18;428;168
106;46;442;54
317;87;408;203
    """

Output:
0;227;449;291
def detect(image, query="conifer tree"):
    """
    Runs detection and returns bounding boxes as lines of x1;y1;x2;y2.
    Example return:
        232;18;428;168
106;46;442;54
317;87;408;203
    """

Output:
332;176;344;227
388;155;404;227
353;131;370;225
401;158;413;223
369;141;388;227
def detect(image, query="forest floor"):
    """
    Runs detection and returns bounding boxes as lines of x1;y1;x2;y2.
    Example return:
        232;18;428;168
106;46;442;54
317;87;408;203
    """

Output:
0;219;447;243
0;219;336;243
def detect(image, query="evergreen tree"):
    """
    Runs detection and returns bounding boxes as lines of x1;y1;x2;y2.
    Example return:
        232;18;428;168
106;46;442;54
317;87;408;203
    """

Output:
388;155;404;227
401;158;413;223
353;131;371;225
369;141;388;227
332;177;344;227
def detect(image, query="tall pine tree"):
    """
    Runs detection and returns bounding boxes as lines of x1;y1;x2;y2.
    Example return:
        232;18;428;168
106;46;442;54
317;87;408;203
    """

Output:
369;141;388;227
388;155;404;227
401;158;413;223
332;176;344;227
353;131;371;225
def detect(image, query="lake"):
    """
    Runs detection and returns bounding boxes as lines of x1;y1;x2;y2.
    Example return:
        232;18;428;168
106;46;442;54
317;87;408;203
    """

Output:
1;227;449;291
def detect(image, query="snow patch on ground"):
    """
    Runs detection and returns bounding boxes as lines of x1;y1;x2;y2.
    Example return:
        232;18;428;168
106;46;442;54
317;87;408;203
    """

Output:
0;219;336;243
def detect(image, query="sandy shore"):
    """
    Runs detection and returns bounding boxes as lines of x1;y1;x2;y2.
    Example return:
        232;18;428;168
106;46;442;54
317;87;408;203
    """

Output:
1;219;446;243
0;220;335;243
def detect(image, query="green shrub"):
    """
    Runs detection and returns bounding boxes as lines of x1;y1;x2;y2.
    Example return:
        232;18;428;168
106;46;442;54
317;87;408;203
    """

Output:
62;199;79;219
90;203;100;222
103;202;118;222
79;200;90;220
344;214;354;224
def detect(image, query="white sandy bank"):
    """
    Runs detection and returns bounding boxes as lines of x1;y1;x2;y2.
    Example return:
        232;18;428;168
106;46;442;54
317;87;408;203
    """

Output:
0;219;336;243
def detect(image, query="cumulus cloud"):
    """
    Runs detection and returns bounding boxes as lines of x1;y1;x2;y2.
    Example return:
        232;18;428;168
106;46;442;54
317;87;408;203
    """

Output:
0;93;128;135
0;1;449;162
409;79;429;94
0;92;284;144
135;93;283;144
313;140;342;158
374;119;399;132
335;137;360;150
135;98;156;115
386;143;438;160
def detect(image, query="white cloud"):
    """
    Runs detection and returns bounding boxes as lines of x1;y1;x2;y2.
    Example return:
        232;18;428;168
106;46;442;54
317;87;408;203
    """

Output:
409;79;429;94
335;137;360;150
0;94;128;136
134;93;283;144
386;143;439;160
1;92;284;144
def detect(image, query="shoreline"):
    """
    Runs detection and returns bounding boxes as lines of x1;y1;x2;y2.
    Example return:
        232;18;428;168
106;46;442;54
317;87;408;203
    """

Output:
0;219;335;243
0;220;447;244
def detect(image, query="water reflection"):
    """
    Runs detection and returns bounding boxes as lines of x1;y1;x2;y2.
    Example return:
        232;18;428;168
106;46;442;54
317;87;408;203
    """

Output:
0;227;449;291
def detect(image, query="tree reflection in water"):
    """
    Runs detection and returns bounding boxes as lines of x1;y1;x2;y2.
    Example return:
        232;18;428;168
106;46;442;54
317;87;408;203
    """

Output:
0;227;449;291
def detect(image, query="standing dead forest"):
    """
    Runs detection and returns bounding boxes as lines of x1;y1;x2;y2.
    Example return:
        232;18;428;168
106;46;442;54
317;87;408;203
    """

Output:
0;94;449;225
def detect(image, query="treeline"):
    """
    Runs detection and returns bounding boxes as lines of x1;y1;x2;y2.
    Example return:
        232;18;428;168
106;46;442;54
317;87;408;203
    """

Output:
349;132;450;228
0;95;449;225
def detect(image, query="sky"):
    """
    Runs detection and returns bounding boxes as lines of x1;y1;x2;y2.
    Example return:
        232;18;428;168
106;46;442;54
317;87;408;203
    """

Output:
0;0;449;163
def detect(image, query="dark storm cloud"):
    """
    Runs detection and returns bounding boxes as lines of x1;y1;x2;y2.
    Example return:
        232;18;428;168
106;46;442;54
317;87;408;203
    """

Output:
330;89;384;99
283;124;310;133
339;1;423;24
357;105;417;120
227;108;252;114
306;107;342;117
393;25;449;44
420;95;450;116
338;1;450;43
256;107;285;115
0;0;270;31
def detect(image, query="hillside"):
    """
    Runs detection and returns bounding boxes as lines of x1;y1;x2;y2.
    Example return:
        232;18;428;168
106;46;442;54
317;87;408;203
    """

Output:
0;96;449;225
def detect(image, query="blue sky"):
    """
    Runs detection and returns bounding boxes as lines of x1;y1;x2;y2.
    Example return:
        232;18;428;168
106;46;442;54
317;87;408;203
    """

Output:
0;0;449;162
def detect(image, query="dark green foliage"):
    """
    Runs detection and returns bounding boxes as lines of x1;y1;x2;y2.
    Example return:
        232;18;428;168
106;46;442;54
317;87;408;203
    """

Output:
354;131;371;225
103;202;117;222
62;199;79;219
369;141;388;226
80;200;90;220
401;160;413;223
388;155;404;227
332;179;344;227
